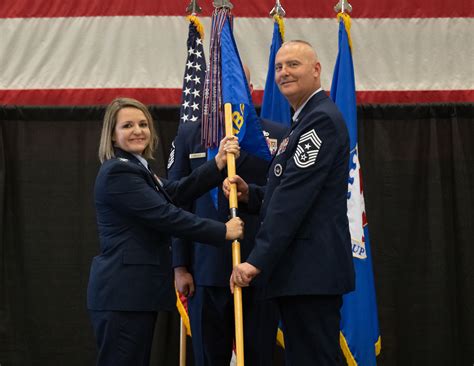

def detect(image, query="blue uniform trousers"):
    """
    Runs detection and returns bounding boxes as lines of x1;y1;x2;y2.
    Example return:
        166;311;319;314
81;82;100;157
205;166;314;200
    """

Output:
277;295;343;366
188;286;279;366
89;310;157;366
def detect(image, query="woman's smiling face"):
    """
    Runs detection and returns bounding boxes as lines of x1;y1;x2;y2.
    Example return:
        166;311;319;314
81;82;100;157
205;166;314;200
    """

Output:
112;107;151;155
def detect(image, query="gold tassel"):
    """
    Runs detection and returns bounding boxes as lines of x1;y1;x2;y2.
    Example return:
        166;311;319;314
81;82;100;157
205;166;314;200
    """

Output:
273;14;285;42
187;15;205;40
337;12;353;50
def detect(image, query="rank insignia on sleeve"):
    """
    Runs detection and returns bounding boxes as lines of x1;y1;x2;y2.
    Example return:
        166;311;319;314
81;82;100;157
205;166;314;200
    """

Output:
167;141;175;169
293;129;322;168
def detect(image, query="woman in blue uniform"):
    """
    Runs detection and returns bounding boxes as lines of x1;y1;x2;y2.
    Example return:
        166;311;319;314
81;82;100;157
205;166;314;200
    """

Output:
87;97;243;366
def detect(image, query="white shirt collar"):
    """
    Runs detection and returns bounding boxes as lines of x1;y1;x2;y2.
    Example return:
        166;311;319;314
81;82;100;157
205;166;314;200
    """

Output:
133;153;149;170
292;87;323;123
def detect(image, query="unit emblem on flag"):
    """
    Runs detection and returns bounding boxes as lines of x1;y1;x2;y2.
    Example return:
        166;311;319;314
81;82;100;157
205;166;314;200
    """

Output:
293;129;322;168
167;141;175;169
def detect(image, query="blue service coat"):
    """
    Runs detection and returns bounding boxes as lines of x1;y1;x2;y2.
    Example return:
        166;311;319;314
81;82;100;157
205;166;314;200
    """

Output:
87;148;226;312
169;120;288;286
246;91;356;298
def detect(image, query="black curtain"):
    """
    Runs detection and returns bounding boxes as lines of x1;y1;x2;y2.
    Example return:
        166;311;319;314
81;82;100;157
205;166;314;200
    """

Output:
0;104;473;365
357;104;474;365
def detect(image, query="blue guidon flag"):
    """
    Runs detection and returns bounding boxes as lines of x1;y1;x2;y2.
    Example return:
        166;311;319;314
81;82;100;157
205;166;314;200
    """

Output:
202;7;271;161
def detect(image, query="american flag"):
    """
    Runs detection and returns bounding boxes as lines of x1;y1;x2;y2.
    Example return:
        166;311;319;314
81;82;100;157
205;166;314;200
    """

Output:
179;17;207;125
174;16;208;336
1;1;471;106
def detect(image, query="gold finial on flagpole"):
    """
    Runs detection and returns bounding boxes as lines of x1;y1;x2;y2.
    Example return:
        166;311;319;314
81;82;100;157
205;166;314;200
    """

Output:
213;0;233;9
270;0;286;17
334;0;352;13
186;0;202;15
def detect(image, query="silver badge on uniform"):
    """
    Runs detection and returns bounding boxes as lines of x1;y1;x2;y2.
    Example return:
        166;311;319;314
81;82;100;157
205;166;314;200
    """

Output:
167;141;175;169
276;137;289;156
274;163;283;177
293;129;322;168
189;152;206;159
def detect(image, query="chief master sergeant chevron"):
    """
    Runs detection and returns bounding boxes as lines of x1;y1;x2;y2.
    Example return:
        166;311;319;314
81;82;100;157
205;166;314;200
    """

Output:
225;40;355;366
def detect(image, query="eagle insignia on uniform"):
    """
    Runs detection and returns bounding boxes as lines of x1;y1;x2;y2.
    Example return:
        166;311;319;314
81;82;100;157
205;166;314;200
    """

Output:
118;158;129;162
167;141;175;169
293;129;322;168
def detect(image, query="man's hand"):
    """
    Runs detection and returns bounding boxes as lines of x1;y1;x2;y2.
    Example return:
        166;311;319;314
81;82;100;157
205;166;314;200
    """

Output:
174;267;195;297
223;175;249;203
230;262;261;293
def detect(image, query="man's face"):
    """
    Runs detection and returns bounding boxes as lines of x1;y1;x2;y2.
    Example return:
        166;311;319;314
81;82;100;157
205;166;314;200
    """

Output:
275;43;320;108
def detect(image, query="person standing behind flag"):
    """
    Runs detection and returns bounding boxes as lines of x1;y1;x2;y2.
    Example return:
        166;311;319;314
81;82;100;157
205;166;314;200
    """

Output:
169;67;287;366
226;40;355;366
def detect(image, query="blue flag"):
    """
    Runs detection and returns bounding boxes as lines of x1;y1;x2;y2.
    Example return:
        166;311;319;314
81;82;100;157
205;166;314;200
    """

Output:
260;19;291;126
201;9;272;209
330;14;381;366
220;17;271;161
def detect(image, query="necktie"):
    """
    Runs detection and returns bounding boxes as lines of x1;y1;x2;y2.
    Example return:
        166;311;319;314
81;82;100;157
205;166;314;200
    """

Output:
147;166;174;204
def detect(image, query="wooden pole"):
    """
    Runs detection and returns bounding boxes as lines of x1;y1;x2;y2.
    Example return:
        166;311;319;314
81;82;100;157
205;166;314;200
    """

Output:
179;318;187;366
224;102;245;366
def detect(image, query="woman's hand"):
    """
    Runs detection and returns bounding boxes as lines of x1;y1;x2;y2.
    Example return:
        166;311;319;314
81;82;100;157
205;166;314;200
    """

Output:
225;217;244;240
215;136;240;170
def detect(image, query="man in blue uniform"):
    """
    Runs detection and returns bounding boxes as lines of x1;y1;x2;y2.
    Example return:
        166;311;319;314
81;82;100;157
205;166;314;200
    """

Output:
227;41;355;365
168;67;287;365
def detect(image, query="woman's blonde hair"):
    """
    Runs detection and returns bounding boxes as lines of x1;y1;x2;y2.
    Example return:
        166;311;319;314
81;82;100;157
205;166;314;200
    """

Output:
98;97;158;163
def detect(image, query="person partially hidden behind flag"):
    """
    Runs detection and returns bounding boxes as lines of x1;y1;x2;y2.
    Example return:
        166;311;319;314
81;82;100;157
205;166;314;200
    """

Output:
87;97;244;366
225;41;356;366
169;67;287;365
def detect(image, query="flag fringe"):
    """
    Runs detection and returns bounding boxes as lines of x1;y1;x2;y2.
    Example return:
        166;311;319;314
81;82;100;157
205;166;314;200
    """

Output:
175;290;192;336
340;331;358;366
337;12;352;50
276;328;285;348
187;15;204;40
375;335;382;355
340;331;382;365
